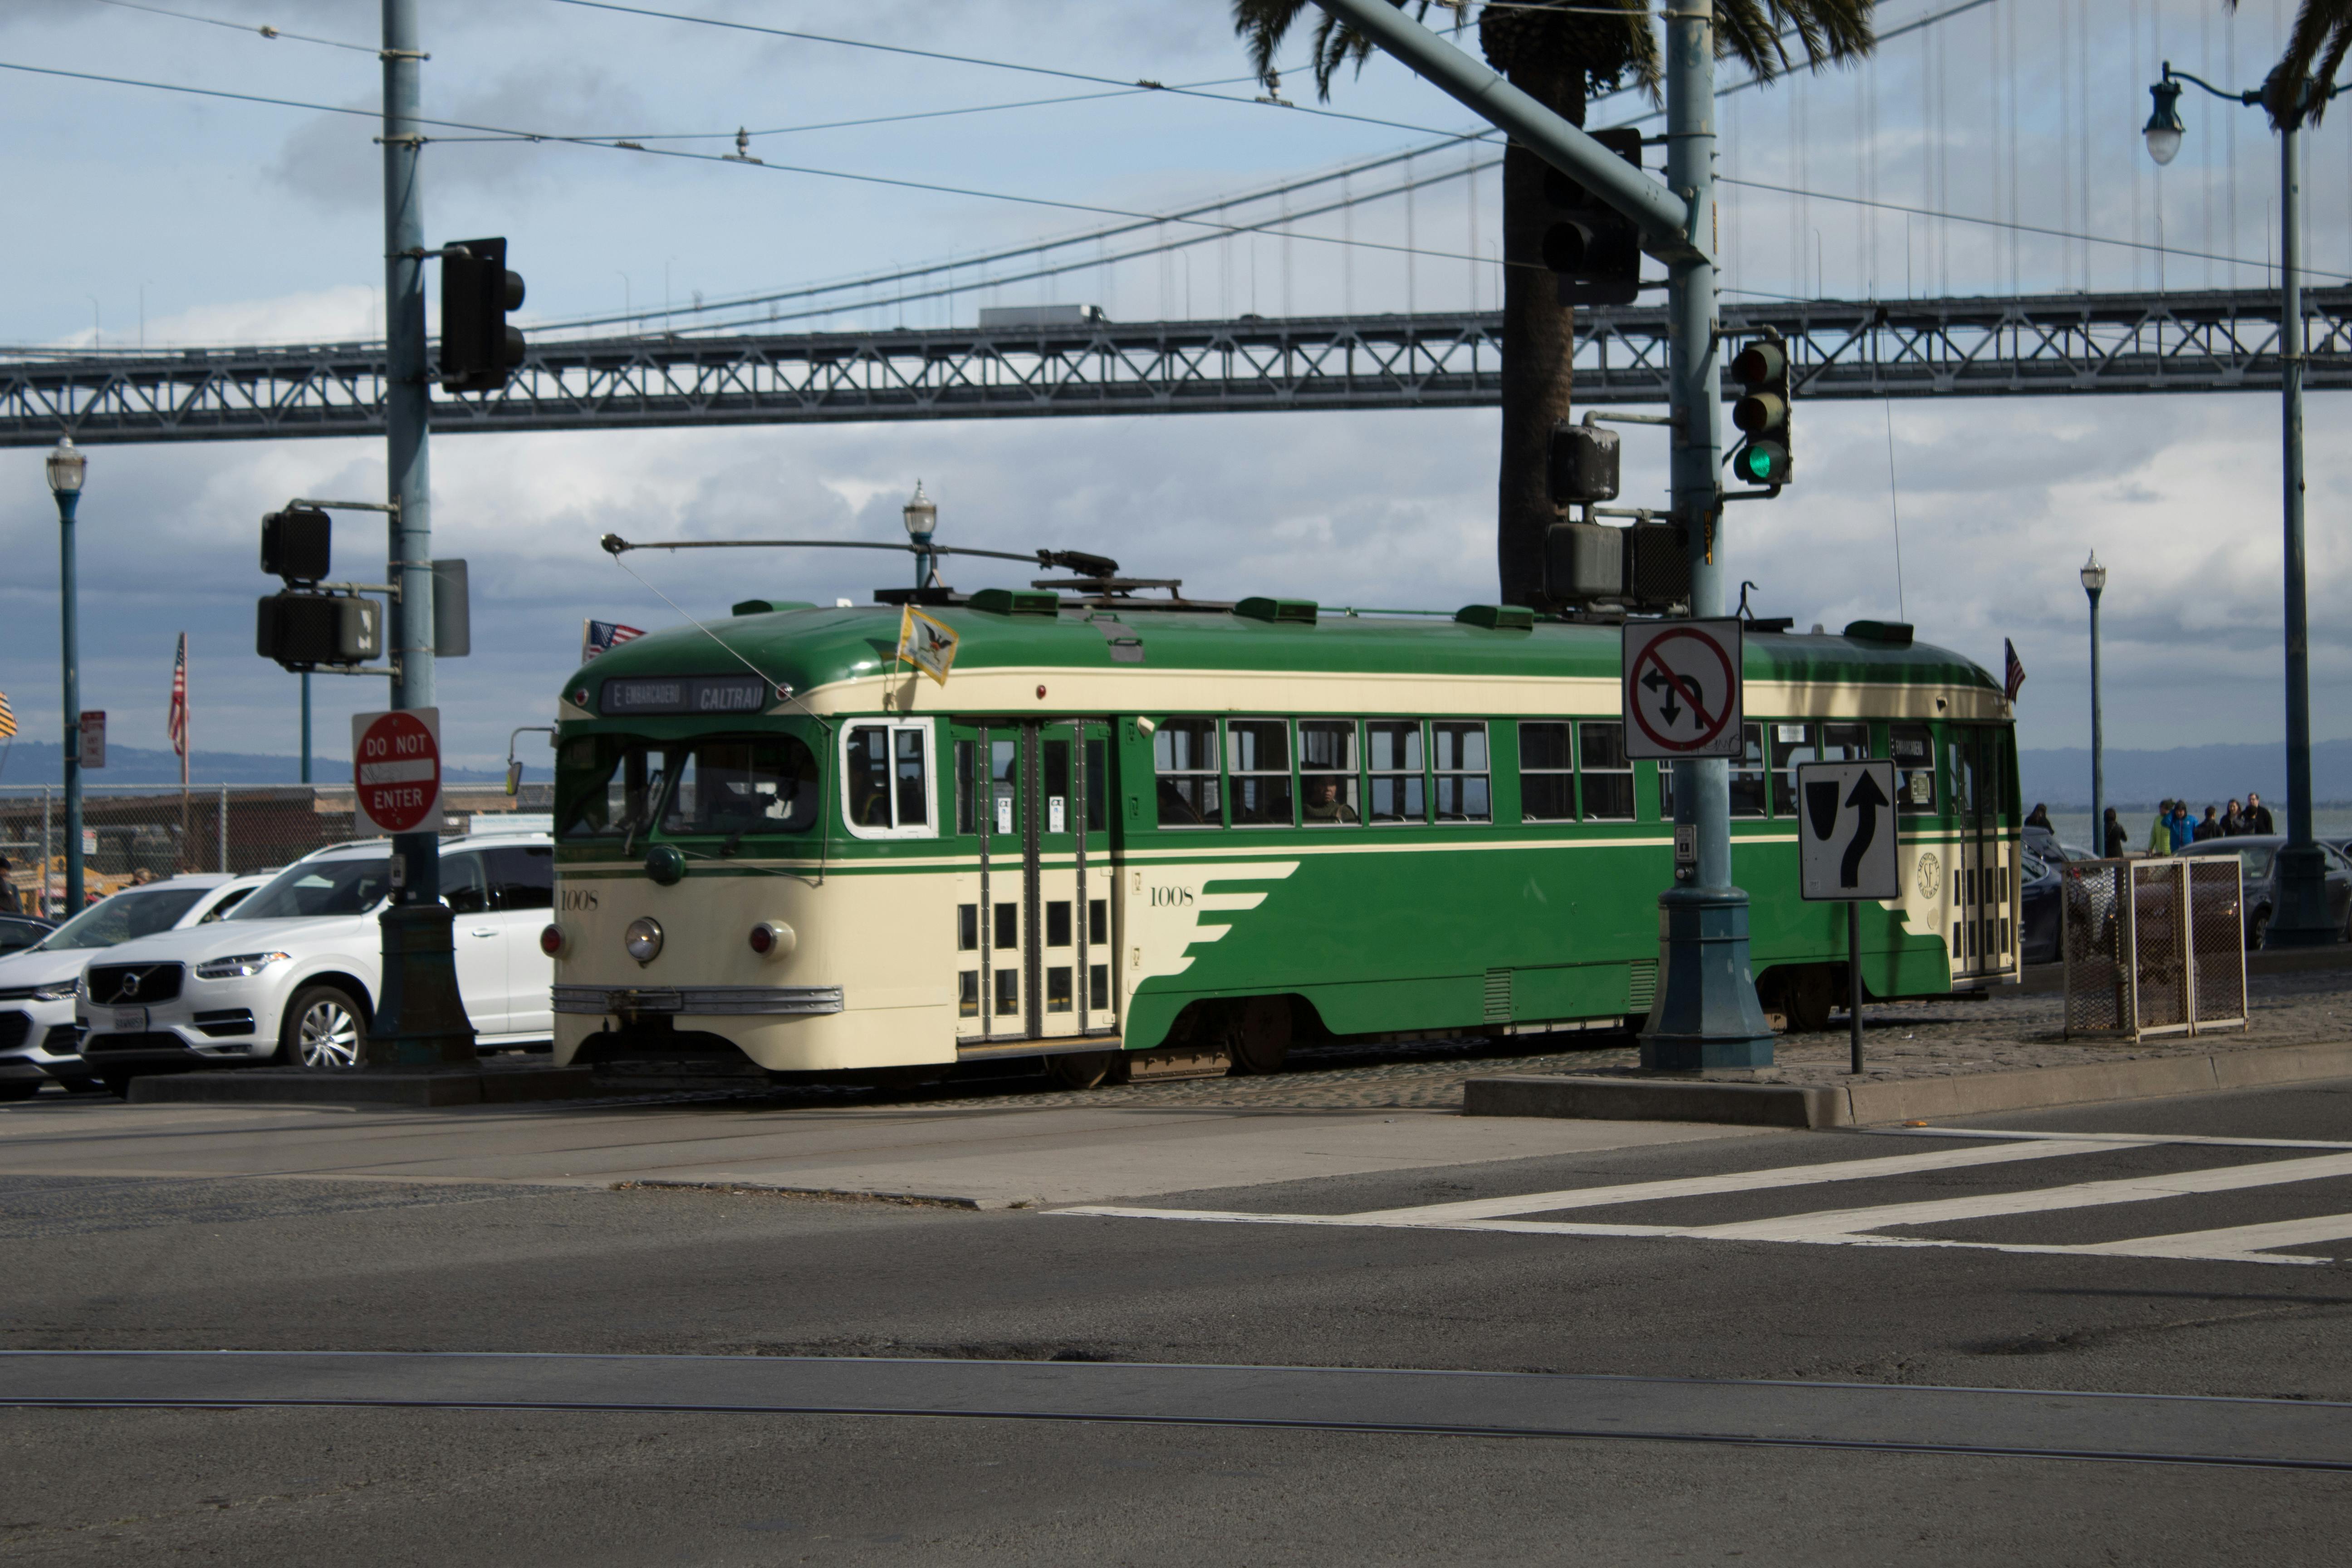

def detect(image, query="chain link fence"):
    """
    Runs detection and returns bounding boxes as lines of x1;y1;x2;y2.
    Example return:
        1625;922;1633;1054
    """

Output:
0;783;552;918
2062;857;2249;1041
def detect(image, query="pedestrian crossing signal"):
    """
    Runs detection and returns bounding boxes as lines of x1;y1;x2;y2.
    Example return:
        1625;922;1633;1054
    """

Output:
1730;330;1792;488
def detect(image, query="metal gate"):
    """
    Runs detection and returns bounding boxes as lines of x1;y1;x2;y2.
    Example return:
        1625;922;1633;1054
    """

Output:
2062;857;2249;1040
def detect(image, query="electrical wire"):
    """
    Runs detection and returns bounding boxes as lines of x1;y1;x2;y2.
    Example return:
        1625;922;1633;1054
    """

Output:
82;0;378;54
542;0;1477;141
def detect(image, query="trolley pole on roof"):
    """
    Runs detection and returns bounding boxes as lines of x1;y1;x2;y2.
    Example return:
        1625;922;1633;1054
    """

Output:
369;0;475;1068
1307;0;1773;1066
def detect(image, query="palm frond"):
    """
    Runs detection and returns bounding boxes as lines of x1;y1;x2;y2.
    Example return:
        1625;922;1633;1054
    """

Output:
2229;0;2352;127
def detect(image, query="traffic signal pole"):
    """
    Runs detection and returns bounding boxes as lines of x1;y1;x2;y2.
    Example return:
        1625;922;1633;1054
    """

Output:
1308;0;1773;1067
372;0;475;1066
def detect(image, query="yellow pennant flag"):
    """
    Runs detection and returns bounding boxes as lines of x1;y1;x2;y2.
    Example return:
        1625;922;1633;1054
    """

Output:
895;605;960;687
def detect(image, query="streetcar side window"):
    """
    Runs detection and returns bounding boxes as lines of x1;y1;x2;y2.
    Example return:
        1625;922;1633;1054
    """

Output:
1768;722;1813;818
1152;717;1221;828
840;720;935;840
1228;720;1294;827
1432;721;1490;823
1890;724;1936;813
1730;723;1767;818
1366;721;1425;824
1298;720;1360;826
1519;722;1574;822
955;740;976;835
1578;722;1635;821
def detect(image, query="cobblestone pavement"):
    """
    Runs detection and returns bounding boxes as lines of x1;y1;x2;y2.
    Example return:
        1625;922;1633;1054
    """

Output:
583;960;2352;1116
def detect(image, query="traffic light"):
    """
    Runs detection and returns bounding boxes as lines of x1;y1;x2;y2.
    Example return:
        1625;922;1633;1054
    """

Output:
1547;420;1621;506
1730;328;1793;486
441;236;526;393
260;506;331;583
1538;128;1644;308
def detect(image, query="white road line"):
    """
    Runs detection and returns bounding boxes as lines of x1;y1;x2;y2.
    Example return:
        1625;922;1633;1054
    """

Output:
1867;1128;2352;1152
1339;1139;2117;1223
1054;1142;2352;1267
1698;1151;2352;1243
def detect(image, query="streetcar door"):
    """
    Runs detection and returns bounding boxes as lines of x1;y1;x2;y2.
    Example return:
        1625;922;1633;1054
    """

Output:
1948;725;2013;981
948;719;1117;1046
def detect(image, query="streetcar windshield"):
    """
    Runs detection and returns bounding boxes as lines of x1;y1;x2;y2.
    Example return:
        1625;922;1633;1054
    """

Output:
662;737;819;837
558;737;676;843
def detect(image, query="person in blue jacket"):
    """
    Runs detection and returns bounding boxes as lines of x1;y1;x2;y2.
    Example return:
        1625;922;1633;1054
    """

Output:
2168;802;2196;853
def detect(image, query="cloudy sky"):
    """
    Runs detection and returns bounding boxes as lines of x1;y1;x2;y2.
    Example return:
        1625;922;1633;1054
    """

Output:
0;0;2345;776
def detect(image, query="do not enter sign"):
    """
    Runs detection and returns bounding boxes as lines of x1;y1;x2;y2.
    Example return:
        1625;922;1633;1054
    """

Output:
352;708;442;834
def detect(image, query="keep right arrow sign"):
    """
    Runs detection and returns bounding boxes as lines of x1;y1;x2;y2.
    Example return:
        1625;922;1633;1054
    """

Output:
1797;759;1901;902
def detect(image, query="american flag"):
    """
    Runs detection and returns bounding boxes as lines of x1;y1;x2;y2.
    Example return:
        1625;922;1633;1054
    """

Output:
2003;637;2027;702
167;632;189;782
0;688;15;741
581;619;645;663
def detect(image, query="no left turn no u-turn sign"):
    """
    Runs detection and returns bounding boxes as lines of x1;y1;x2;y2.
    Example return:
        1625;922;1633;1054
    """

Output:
1621;619;1745;760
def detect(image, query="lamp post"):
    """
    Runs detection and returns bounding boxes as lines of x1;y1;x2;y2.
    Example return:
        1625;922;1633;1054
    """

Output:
2081;553;2107;857
45;437;85;917
903;480;937;590
2147;62;2347;944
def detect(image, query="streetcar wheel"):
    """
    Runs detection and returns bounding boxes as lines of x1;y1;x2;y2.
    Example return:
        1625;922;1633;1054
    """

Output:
1227;995;1293;1076
279;985;367;1069
1045;1051;1120;1091
1784;968;1836;1034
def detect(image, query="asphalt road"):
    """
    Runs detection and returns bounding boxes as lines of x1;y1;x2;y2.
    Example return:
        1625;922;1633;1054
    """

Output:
5;1079;2352;1564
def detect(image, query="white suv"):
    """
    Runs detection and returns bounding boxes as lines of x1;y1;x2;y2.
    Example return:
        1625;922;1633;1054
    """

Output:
0;873;271;1099
75;828;555;1092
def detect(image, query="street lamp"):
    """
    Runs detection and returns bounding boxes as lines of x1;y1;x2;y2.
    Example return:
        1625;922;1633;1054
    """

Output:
2080;552;2107;858
44;436;86;917
902;479;937;590
2147;60;2348;944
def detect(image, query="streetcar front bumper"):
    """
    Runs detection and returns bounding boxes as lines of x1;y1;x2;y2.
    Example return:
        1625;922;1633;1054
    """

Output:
553;984;844;1019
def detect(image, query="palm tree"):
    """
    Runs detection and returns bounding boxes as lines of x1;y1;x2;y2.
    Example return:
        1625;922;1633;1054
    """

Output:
2230;0;2349;125
1231;1;1876;606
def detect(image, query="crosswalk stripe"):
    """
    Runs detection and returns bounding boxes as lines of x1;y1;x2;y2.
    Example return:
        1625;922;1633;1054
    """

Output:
1344;1139;2115;1224
2073;1213;2352;1264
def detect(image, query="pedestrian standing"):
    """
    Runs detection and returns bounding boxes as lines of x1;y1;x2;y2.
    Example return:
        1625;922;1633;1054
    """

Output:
2222;798;2246;836
2025;803;2053;831
0;857;19;915
2245;791;2276;835
2195;805;2223;842
2168;802;2195;853
2145;801;2173;856
2103;807;2129;858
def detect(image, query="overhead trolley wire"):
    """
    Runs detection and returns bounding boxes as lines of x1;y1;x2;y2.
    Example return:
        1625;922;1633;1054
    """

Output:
82;0;378;54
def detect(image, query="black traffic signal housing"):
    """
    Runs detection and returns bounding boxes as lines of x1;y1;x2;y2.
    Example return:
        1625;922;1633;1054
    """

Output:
1730;328;1793;486
441;236;526;393
1547;420;1621;506
1539;128;1644;308
260;505;331;583
256;593;381;668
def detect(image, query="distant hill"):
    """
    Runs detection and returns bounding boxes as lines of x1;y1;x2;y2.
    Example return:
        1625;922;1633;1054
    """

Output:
2020;739;2352;810
0;740;524;788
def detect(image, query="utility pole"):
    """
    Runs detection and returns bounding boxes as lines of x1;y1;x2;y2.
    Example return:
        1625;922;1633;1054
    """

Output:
2269;110;2329;943
1307;0;1771;1067
371;0;474;1065
1643;4;1775;1067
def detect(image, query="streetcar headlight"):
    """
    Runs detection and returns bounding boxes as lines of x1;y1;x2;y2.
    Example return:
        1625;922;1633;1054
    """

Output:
624;917;663;965
748;920;795;960
540;923;566;957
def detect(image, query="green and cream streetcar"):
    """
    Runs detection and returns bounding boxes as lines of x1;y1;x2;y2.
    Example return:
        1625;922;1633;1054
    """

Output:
548;590;2019;1083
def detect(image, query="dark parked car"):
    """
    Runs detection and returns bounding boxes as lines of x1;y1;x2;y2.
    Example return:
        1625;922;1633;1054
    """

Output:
2019;849;2061;965
2174;836;2352;947
0;915;54;958
2024;825;2095;864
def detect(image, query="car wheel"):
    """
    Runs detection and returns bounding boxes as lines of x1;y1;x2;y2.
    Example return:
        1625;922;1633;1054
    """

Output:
279;985;368;1069
0;1082;39;1102
2248;909;2272;951
98;1068;137;1099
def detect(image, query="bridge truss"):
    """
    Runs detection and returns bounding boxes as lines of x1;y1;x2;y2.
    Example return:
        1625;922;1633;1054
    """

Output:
2;288;2345;447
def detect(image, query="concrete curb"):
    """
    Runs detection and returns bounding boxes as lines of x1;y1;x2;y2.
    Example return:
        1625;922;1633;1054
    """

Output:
1463;1040;2352;1128
612;1179;1040;1211
131;1066;598;1108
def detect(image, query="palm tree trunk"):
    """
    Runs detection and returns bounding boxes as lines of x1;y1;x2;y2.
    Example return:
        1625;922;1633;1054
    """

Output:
1495;62;1586;608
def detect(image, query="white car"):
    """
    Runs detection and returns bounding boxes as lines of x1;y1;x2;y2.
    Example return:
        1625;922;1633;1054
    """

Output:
0;873;272;1099
74;828;555;1093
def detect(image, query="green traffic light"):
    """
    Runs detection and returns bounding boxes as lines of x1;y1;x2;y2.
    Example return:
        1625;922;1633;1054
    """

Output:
1743;447;1770;480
